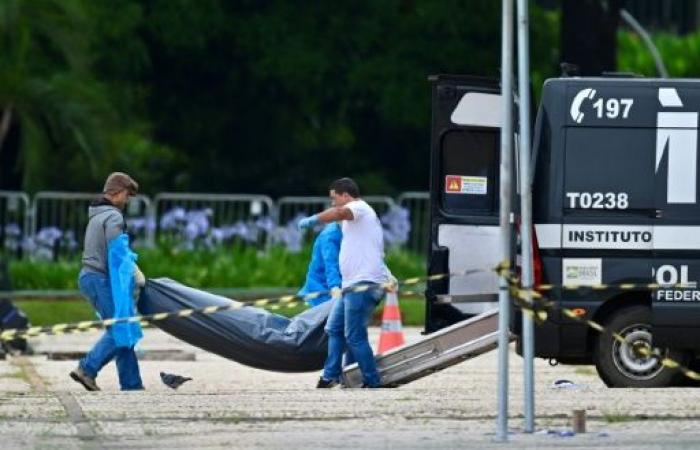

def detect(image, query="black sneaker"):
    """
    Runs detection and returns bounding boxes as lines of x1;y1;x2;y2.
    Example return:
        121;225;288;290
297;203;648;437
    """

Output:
70;367;100;391
316;377;339;388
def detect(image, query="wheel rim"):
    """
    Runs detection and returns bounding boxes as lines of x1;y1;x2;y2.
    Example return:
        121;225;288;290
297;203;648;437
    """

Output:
611;323;664;381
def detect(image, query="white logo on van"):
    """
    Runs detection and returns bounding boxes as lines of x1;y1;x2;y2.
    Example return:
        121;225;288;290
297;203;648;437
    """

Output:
656;88;698;204
654;264;694;287
570;88;634;123
570;88;596;123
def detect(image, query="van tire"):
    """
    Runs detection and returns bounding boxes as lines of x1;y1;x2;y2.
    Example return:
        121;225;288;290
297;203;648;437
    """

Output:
593;305;687;388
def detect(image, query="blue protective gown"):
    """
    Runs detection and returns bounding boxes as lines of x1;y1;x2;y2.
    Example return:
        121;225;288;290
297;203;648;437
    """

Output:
107;234;143;347
298;223;342;307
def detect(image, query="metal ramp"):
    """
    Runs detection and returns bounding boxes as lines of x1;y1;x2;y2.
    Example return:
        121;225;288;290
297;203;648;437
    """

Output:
342;309;505;388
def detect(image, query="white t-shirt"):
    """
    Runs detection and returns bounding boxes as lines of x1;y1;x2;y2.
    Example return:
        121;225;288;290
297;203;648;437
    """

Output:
339;200;388;288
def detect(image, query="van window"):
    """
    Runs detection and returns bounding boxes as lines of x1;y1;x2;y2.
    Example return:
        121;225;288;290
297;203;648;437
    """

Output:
440;129;499;215
564;127;655;215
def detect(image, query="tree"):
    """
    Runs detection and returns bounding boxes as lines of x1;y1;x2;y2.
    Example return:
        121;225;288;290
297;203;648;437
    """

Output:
0;0;114;191
0;0;561;194
561;0;625;75
141;0;559;195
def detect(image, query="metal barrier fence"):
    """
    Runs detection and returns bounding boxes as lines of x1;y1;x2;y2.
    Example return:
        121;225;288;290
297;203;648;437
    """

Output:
364;196;397;217
275;196;330;248
397;192;430;255
0;191;429;258
31;192;154;258
276;196;397;222
153;193;275;250
275;195;400;248
276;196;330;226
0;191;31;259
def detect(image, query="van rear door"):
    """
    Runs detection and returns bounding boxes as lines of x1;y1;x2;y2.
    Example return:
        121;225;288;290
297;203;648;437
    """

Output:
425;75;505;333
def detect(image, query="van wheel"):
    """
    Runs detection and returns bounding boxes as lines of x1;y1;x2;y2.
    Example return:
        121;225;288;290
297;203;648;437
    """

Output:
593;305;687;388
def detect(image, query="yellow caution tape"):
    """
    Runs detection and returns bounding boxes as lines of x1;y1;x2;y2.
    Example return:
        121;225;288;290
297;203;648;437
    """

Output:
504;269;700;384
0;266;494;342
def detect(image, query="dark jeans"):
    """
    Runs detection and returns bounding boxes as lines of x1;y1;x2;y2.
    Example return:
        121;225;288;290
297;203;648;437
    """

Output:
322;282;383;387
77;270;143;390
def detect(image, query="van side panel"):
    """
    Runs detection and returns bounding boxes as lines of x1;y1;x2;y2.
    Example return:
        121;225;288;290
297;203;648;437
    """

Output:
530;77;700;360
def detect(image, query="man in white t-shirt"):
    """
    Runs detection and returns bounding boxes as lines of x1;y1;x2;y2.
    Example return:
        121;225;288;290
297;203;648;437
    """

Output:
298;178;389;388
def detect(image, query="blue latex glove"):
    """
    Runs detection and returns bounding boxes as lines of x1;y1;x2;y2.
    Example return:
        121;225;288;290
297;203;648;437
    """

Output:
298;214;319;230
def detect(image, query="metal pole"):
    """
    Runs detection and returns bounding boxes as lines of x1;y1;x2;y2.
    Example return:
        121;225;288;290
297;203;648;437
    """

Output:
517;0;535;434
620;9;669;78
496;0;514;442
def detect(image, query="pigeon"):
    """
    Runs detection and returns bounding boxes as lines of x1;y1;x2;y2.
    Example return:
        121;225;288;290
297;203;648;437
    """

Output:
160;371;192;389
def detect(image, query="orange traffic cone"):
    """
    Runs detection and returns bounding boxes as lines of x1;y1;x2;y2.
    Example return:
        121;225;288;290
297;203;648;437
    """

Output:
377;290;405;354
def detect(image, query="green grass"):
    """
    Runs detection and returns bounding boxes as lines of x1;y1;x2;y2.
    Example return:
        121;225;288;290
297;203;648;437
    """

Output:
19;296;426;327
395;296;425;326
20;300;96;326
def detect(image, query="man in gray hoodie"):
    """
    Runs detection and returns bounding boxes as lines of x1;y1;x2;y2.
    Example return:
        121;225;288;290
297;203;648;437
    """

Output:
70;172;146;391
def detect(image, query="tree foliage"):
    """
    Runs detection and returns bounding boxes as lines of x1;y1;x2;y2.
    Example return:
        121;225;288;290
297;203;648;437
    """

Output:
1;1;561;194
0;0;113;191
618;28;700;78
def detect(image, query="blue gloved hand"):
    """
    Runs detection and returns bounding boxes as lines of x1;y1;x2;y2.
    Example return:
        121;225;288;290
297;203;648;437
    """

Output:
297;215;319;230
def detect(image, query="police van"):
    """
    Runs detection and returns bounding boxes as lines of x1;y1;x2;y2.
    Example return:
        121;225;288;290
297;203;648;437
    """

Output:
426;74;700;387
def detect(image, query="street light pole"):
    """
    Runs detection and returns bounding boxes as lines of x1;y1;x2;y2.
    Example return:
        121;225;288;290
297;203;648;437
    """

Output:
517;0;535;434
496;0;514;442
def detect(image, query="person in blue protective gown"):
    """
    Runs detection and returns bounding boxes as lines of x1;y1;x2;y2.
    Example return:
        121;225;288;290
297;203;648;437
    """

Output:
70;172;145;391
299;178;394;388
298;222;342;307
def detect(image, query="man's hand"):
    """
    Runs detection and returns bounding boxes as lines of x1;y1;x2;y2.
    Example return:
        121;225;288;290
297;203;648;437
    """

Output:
134;265;146;288
330;287;342;300
387;275;398;293
133;265;146;302
297;215;319;230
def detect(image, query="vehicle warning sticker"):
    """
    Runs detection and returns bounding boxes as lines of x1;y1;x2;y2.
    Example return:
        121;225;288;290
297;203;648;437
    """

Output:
445;175;487;195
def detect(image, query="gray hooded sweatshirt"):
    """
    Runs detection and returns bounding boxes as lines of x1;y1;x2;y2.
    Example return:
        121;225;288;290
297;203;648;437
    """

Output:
82;202;125;274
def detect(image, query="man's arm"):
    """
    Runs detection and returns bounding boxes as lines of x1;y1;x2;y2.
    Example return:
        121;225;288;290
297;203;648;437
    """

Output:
317;206;353;223
298;206;353;229
104;212;125;242
105;211;146;289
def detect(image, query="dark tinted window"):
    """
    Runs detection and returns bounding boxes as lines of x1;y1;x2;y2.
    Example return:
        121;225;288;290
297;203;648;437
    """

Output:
564;127;655;214
440;129;499;214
